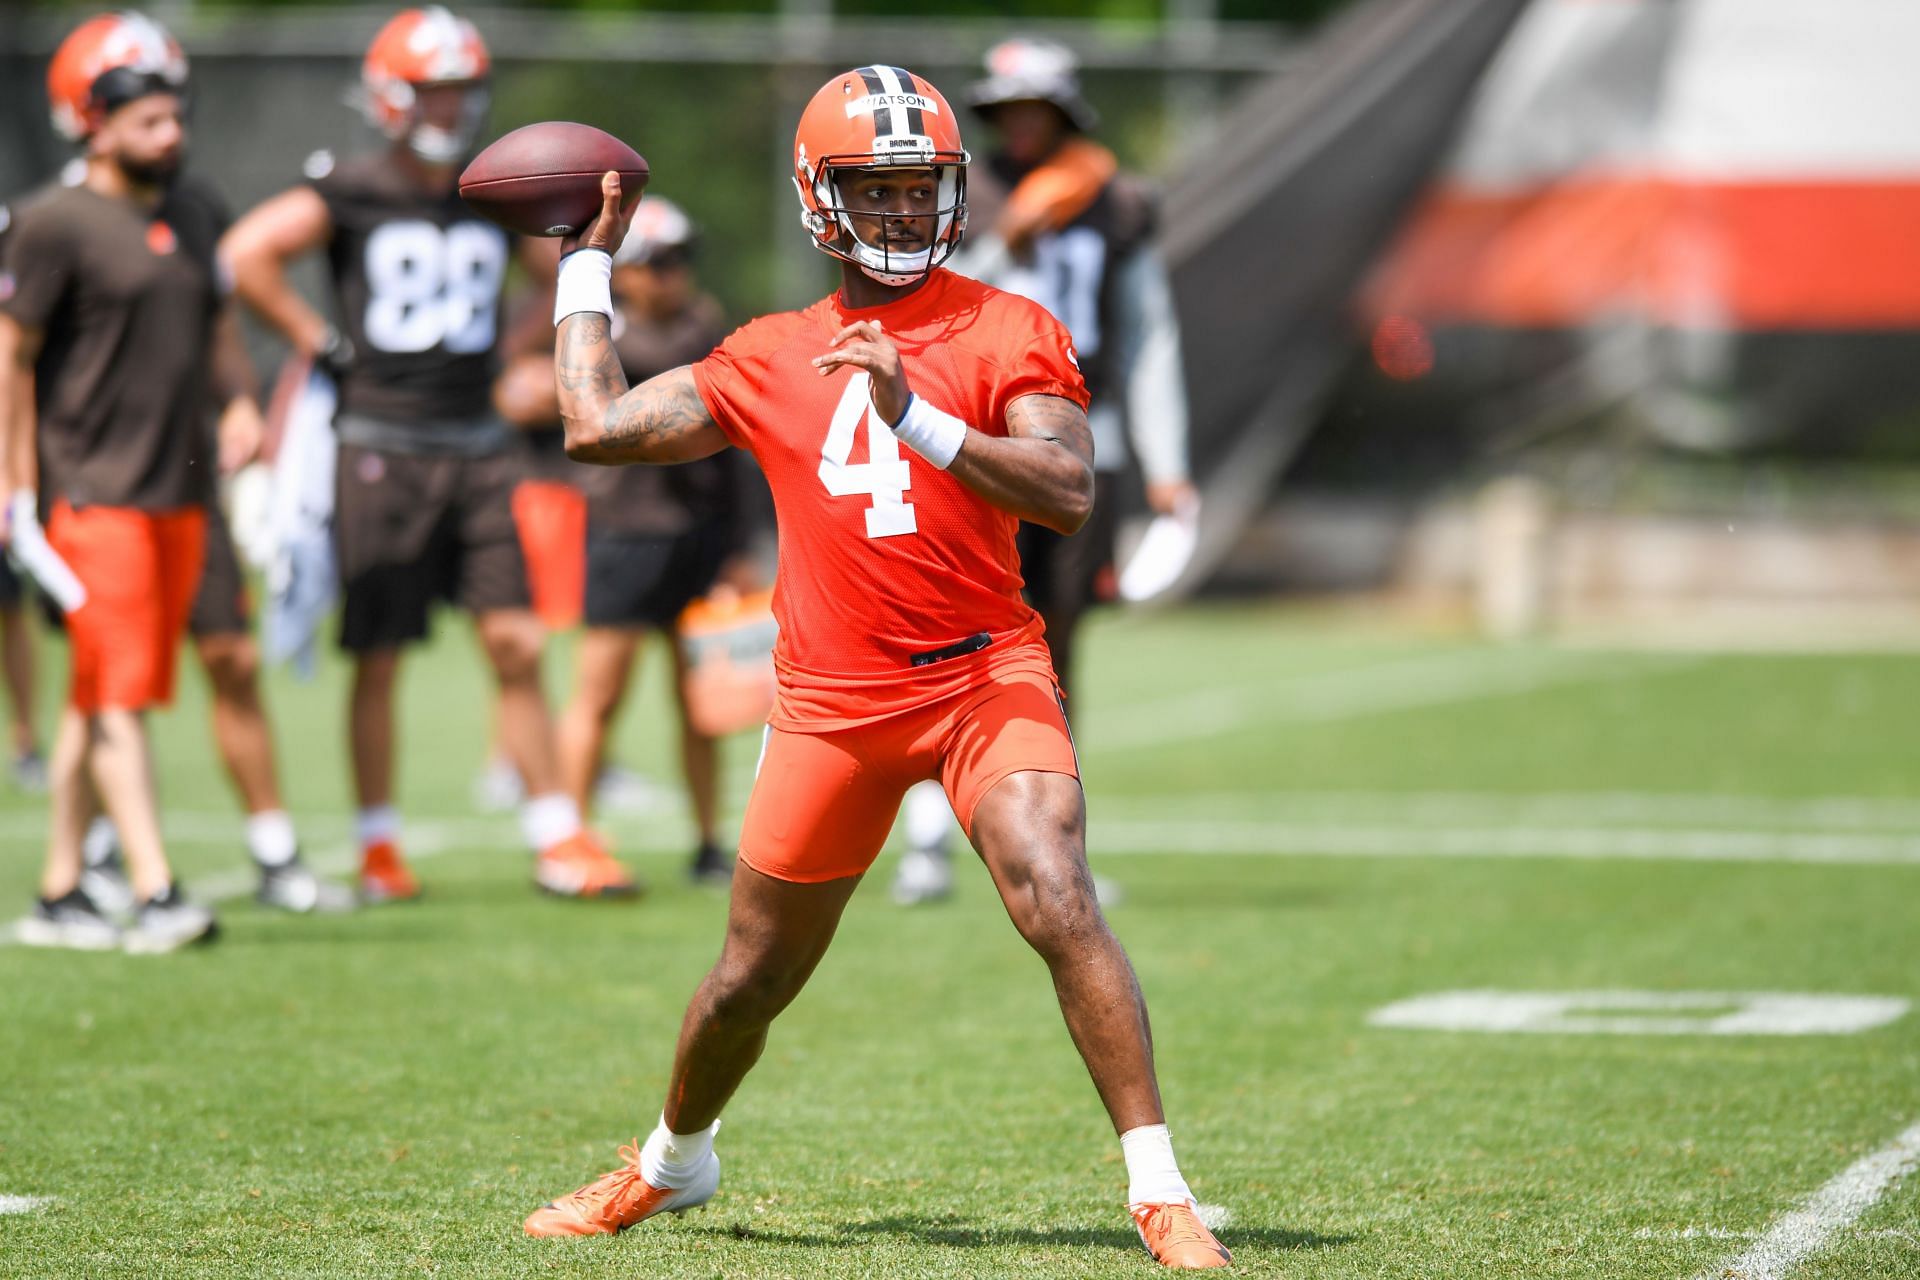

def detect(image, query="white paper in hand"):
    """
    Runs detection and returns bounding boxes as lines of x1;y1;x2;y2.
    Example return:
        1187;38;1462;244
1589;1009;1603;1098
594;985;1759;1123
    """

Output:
7;491;86;612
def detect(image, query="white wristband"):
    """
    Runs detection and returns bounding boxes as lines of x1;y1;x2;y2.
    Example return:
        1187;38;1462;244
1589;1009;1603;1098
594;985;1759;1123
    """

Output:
881;393;968;470
553;249;614;326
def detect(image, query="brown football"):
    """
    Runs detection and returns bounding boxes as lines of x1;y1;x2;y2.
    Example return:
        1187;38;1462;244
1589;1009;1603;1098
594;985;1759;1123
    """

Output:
459;122;649;237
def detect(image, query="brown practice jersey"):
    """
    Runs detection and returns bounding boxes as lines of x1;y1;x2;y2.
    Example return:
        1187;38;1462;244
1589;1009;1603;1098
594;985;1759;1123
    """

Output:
309;151;511;424
0;176;223;510
592;291;739;538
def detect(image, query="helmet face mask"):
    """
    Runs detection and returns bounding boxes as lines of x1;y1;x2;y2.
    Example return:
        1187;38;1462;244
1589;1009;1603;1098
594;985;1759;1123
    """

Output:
792;66;970;287
399;80;490;165
816;162;966;287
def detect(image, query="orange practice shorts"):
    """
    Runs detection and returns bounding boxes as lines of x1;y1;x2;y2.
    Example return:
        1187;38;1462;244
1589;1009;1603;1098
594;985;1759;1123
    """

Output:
48;503;207;714
512;480;587;629
737;666;1080;883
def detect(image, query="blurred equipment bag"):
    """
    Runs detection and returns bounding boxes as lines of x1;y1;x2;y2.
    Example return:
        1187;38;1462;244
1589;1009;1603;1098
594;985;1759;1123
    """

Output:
677;589;777;737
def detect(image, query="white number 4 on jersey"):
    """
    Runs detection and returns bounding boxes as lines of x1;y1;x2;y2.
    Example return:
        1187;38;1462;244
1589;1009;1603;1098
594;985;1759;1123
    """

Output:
819;371;919;539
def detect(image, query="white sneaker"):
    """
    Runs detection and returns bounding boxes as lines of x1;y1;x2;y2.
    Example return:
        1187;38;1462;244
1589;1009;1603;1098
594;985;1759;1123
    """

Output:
256;861;357;914
471;758;524;813
123;886;218;954
15;890;121;951
891;847;954;905
78;852;137;924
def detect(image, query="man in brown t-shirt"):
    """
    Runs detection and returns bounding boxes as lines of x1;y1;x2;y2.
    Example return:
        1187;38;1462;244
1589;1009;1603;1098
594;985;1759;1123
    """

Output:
0;12;243;952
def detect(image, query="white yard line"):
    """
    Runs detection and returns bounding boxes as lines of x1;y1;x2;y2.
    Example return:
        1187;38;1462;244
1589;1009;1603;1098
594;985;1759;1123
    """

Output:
1196;1203;1233;1231
0;1195;54;1214
1084;821;1920;866
1695;1119;1920;1280
1086;790;1920;833
1085;648;1697;750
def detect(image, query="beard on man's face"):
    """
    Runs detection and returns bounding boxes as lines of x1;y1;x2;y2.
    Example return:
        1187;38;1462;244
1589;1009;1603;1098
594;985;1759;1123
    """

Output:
116;150;182;188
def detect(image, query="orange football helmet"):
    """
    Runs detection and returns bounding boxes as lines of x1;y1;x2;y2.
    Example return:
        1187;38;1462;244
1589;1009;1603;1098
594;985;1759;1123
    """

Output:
792;65;969;286
46;10;189;143
360;6;490;164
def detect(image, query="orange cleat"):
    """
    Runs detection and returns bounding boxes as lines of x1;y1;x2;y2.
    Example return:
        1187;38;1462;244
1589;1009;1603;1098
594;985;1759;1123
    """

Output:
534;831;641;899
524;1140;719;1237
358;840;420;903
1132;1201;1233;1269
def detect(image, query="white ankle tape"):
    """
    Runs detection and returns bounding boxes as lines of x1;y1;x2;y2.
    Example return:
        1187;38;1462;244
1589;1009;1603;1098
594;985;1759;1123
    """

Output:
881;393;968;470
553;249;614;326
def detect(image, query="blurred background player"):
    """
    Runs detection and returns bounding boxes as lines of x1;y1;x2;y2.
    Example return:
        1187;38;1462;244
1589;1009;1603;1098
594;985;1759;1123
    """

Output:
495;196;750;886
221;6;635;902
0;11;234;951
894;36;1197;905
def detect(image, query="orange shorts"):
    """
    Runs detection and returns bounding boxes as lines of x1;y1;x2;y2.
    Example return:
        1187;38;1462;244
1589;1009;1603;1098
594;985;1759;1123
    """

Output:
737;666;1080;883
512;480;587;629
48;503;207;714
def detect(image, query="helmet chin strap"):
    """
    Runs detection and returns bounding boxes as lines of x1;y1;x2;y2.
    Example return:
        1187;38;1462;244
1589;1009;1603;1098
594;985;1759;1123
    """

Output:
403;87;487;165
857;260;926;288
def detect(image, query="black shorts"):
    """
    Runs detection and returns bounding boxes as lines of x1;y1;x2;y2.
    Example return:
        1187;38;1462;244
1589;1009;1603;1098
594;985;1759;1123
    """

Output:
583;523;729;630
0;557;20;609
1017;470;1120;625
335;445;532;652
188;504;252;638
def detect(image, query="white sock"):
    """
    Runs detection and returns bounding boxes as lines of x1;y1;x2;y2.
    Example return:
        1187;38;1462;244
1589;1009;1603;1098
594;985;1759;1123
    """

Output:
1121;1123;1195;1207
82;815;120;868
245;809;299;868
638;1113;720;1189
521;792;583;852
356;805;400;849
904;780;956;854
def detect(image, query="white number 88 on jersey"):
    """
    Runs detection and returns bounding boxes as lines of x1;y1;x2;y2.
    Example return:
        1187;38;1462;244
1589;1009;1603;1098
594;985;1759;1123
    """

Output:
362;219;507;354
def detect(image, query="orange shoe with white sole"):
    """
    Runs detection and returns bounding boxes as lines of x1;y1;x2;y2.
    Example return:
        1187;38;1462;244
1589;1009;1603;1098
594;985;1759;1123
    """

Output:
1132;1200;1233;1268
534;830;641;899
358;840;420;903
524;1140;719;1237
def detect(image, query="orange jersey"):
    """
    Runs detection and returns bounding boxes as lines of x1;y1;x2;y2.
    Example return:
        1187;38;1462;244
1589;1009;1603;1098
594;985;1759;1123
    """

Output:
691;268;1088;730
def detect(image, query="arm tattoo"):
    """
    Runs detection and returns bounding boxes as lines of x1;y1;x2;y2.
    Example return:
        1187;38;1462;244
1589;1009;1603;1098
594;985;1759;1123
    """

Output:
555;311;717;464
554;314;628;410
591;369;713;463
1007;394;1095;469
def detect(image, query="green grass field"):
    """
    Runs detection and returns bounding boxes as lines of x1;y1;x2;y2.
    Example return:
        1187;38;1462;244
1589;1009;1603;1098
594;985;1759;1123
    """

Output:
3;603;1918;1278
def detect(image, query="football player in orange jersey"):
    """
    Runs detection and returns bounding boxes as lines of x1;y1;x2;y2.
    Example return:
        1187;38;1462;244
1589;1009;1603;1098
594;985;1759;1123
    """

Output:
520;66;1229;1269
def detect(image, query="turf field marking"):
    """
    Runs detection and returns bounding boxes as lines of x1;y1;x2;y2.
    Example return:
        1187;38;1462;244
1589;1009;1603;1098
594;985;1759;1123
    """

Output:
1088;648;1697;750
0;1195;54;1214
1634;1227;1759;1241
1367;991;1910;1037
1196;1203;1233;1231
1694;1118;1920;1280
1085;820;1920;865
1088;790;1920;832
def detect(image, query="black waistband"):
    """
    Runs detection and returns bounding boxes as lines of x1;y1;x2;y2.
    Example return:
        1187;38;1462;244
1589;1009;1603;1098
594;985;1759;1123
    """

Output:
909;631;992;668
